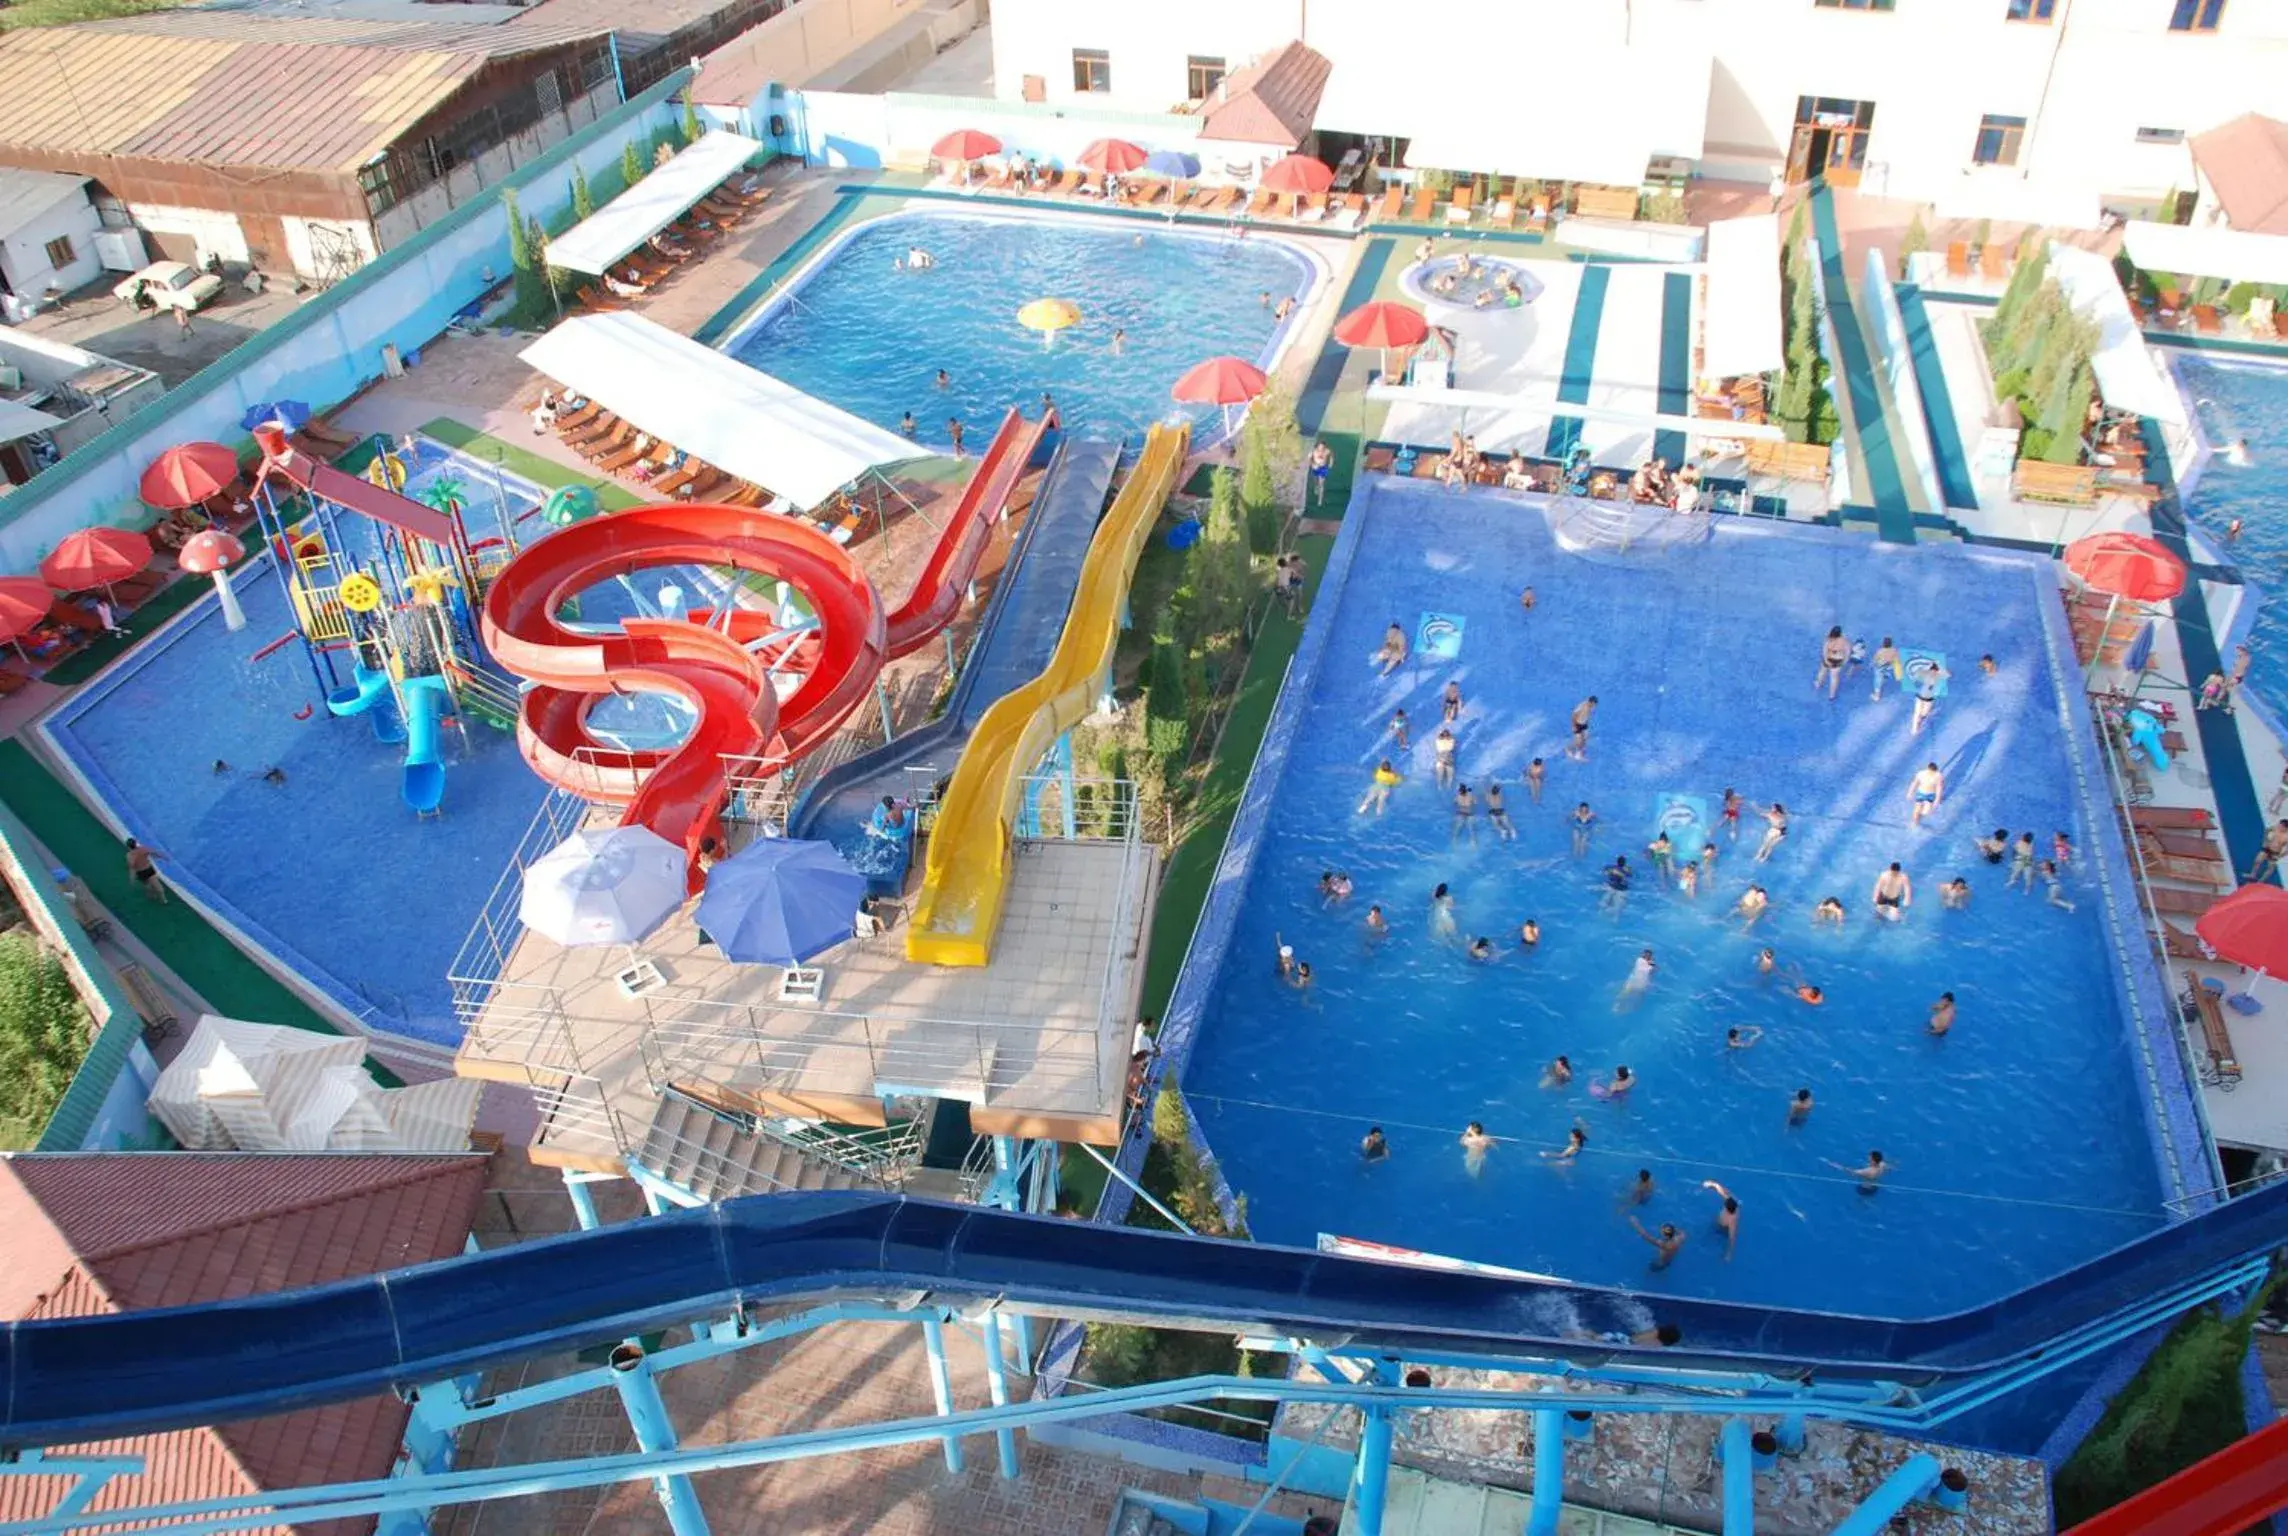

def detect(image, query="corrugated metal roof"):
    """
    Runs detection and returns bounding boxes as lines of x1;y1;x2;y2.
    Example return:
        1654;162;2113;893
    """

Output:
0;1152;490;1536
0;167;90;240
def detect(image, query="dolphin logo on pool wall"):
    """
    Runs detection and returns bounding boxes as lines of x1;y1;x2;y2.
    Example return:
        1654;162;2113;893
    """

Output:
1901;649;1949;698
1416;612;1465;660
1655;794;1709;862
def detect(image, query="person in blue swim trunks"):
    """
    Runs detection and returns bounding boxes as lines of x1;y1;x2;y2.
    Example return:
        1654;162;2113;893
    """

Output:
1907;762;1944;829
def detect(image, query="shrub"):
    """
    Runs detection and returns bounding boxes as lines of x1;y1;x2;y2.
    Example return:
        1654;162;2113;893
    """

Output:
1239;422;1282;556
571;163;596;222
681;97;703;147
2223;280;2262;315
1898;210;1928;279
0;932;92;1141
1189;468;1251;659
1152;1074;1190;1145
1084;1322;1156;1383
621;141;646;188
1143;626;1188;760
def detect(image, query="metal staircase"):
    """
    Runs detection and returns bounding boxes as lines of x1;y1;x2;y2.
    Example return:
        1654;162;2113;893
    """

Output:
628;1091;867;1202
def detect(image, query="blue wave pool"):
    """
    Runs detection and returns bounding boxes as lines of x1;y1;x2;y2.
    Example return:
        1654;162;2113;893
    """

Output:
2179;356;2288;713
725;208;1317;450
1171;482;2181;1313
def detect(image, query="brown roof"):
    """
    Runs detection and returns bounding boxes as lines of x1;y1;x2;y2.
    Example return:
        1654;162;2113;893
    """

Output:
0;12;599;174
2190;113;2288;237
1196;41;1331;149
0;1153;490;1536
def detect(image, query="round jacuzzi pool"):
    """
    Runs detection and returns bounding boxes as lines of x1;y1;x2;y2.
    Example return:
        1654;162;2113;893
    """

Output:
1399;254;1543;311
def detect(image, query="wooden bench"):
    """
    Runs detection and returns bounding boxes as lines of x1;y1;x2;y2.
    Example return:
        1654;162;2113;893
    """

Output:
2132;805;2215;833
2148;885;2218;918
1571;185;1640;222
1744;440;1832;485
2184;969;2242;1088
117;960;180;1042
2011;460;2098;506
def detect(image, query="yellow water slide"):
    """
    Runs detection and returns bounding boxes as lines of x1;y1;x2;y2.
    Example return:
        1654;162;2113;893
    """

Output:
906;421;1192;966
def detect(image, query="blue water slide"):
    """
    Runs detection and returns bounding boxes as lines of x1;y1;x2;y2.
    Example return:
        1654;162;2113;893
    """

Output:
325;663;406;745
399;675;452;814
788;436;1123;884
4;1182;2288;1449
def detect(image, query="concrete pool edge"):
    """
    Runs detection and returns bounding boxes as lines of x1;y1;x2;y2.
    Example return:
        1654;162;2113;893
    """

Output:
37;551;464;1060
1121;480;2205;1293
709;199;1338;455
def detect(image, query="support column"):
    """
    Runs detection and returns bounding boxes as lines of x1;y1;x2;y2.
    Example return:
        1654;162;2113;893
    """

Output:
1352;1359;1398;1536
983;1135;1025;1211
1775;1413;1806;1455
875;678;896;743
561;1169;605;1231
606;1345;709;1536
921;1314;965;1473
980;1311;1021;1480
1527;1408;1566;1536
1719;1418;1755;1535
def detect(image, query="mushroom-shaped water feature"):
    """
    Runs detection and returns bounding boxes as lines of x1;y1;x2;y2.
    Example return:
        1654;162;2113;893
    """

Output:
178;527;246;632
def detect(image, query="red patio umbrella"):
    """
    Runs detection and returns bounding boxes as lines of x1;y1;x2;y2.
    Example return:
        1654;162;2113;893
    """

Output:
2196;884;2288;1006
139;442;240;510
1259;154;1333;197
930;129;1002;162
0;576;55;661
1077;138;1148;175
1333;300;1430;380
1173;355;1270;436
2064;531;2186;687
40;527;151;599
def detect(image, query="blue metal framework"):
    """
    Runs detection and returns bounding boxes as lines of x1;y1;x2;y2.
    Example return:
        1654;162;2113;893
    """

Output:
0;1182;2282;1536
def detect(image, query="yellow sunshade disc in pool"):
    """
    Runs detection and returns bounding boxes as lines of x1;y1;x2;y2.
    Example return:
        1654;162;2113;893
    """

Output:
339;572;384;612
366;453;407;491
1016;298;1081;333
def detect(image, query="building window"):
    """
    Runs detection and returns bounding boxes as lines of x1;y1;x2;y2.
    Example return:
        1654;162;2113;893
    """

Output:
2004;0;2054;19
1972;113;2028;166
1072;48;1111;93
2168;0;2225;28
2135;125;2186;144
1814;0;1896;11
42;235;74;268
1187;54;1226;100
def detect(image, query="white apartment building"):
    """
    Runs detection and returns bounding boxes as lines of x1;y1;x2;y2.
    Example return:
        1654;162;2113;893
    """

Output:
989;0;2288;227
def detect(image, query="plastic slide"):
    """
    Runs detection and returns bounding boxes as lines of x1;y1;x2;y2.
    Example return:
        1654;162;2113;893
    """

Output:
252;424;459;546
11;1178;2288;1453
789;435;1122;880
906;422;1191;966
325;663;405;744
399;675;452;813
480;410;1048;875
2062;1415;2288;1536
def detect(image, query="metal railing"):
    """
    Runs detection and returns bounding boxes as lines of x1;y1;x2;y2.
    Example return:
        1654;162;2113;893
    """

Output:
448;786;599;1019
640;1055;925;1187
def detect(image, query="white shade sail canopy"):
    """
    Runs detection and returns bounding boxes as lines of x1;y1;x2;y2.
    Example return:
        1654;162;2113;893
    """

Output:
2046;242;2186;426
0;397;65;445
1365;381;1787;441
1398;47;1709;187
521;311;919;510
1701;214;1784;379
545;131;765;275
2123;219;2288;288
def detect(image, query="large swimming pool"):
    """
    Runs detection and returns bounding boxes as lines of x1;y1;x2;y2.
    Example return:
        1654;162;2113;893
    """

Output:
725;209;1318;450
2178;355;2288;714
1163;481;2186;1314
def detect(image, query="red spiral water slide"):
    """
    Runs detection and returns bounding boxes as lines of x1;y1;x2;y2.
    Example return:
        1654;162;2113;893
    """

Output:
481;408;1049;882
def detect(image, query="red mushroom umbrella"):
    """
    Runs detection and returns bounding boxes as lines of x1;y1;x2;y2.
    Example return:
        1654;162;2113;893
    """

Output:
178;527;247;632
1333;300;1431;380
930;129;1001;183
139;442;240;510
2064;532;2186;686
0;576;55;661
2196;884;2288;1007
1077;138;1149;175
1173;355;1270;435
40;527;151;600
1259;153;1333;213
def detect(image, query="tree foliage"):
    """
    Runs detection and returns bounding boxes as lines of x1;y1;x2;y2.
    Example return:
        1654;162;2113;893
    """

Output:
1189;468;1252;655
1239;421;1283;556
681;97;703;147
621;141;646;188
571;163;596;223
0;933;92;1142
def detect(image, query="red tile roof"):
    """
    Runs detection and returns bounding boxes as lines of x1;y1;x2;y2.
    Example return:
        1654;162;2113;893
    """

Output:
2190;113;2288;237
0;1154;490;1536
1197;41;1332;150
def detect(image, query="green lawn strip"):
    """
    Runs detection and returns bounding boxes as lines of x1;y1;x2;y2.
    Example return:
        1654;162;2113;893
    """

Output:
0;740;361;1050
40;573;215;687
417;418;644;511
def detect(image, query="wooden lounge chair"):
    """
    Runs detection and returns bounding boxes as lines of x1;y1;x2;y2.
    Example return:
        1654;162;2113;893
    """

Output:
1332;193;1366;230
1945;242;1971;279
2184;969;2242;1086
561;412;620;448
2160;920;2211;961
1446;183;1474;224
653;459;706;496
677;468;728;500
552;401;601;435
1979;242;2009;281
1409;184;1436;222
980;162;1012;190
1376;184;1403;221
577;422;633;462
575;285;625;312
1245;187;1276;216
2131;805;2215;832
2147;885;2218;919
1487;195;1517;229
2145;852;2233;890
1054;169;1084;194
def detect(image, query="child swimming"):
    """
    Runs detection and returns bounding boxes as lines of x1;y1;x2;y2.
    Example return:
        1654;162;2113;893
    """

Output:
1358;759;1402;815
1486;780;1515;839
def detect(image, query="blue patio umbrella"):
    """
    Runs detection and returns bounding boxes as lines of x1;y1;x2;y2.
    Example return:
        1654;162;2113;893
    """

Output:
240;399;312;432
696;837;870;965
2123;619;2156;676
1140;150;1201;181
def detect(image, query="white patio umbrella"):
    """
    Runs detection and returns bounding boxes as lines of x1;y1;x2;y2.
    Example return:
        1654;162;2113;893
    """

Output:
519;825;687;947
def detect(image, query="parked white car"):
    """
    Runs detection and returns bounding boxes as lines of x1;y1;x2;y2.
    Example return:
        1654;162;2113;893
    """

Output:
113;261;224;312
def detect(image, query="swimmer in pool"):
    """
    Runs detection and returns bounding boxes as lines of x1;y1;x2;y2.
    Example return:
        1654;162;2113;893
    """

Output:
1678;861;1699;898
1795;984;1825;1006
1433;727;1458;786
1754;803;1789;863
1700;840;1718;876
1721;787;1743;841
1600;1064;1638;1097
1567;696;1598;760
1289;961;1313;992
1813;896;1846;927
2008;832;2038;890
1442;678;1463;723
1704;1181;1742;1261
1601;855;1633;915
1622;1168;1656;1207
1756;947;1778;976
1572;802;1598;858
1526;757;1546;804
1976;828;2009;864
1928;992;1956;1035
1647;831;1674;881
1542;1055;1573;1089
1375;622;1408;676
1829;1150;1888;1192
1519;918;1541;949
1735;885;1770;927
1789;1088;1815;1124
1451;782;1477;843
1275;941;1297;980
1468;936;1495;961
1911;663;1949;736
1630;1217;1684;1270
1727;1025;1763;1049
1870;636;1902;700
1941;877;1971;909
1361;1127;1390;1161
1357;759;1402;816
1486;780;1515;839
1871;862;1912;921
1542;1124;1588;1162
1430;883;1458;939
1980;653;1997;676
1364;904;1389;942
1388;708;1411;750
2040;859;2077;911
1460;1122;1494;1173
1907;762;1944;828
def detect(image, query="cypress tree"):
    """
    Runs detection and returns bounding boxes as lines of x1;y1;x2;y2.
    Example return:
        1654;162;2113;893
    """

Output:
1239;422;1281;556
681;97;703;147
572;163;596;222
621;141;646;188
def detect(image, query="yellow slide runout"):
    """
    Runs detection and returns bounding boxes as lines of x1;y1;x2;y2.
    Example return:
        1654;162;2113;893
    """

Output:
906;421;1192;966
